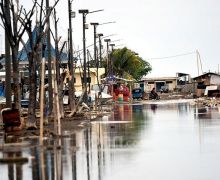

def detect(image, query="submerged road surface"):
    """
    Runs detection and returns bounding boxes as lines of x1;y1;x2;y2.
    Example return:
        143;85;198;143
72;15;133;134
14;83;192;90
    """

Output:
1;100;220;180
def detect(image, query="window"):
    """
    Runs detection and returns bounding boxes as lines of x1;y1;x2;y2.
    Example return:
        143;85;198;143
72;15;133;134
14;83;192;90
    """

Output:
166;81;173;84
148;82;154;84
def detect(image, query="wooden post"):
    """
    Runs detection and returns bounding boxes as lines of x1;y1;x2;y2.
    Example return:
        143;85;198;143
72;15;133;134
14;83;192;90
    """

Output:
52;60;61;136
40;57;46;145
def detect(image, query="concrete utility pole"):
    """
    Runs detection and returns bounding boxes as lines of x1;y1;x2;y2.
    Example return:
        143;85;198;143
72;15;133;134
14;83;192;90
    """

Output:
109;43;115;75
104;39;111;76
109;43;115;52
79;9;89;103
90;23;99;68
79;9;103;103
97;33;103;68
4;0;12;108
68;0;76;110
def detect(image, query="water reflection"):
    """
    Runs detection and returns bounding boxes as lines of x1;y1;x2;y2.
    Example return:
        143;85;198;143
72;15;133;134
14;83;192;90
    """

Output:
1;102;220;180
150;104;157;113
194;105;219;120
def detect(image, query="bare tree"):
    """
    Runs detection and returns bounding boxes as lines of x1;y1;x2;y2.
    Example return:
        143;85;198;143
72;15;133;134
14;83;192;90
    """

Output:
0;0;36;111
1;0;59;129
23;0;59;129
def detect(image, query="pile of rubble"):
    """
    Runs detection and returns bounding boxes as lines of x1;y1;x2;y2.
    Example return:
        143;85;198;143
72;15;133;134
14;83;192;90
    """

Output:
194;97;220;108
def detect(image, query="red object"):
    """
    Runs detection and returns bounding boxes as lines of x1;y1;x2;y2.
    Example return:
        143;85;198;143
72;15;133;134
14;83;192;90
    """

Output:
2;109;21;127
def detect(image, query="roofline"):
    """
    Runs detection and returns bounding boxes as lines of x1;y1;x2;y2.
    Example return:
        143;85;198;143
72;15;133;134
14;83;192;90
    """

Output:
141;77;178;81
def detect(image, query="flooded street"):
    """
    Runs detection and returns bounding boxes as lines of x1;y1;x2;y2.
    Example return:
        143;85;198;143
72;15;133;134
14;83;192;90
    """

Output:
1;101;220;180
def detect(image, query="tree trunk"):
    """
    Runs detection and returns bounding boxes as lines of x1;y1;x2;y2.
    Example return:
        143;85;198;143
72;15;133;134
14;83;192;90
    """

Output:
27;52;37;129
5;31;12;108
46;0;53;116
4;0;12;108
11;47;21;110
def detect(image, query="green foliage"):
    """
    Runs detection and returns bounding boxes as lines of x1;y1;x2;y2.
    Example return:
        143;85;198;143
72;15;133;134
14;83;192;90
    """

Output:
110;47;152;80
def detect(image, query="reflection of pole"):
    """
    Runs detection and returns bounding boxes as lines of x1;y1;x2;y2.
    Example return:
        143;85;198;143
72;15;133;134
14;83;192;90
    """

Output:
72;153;77;180
98;121;102;180
40;151;46;180
85;129;90;180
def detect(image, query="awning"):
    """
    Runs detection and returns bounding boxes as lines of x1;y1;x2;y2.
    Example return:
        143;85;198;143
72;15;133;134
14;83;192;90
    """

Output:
204;85;218;95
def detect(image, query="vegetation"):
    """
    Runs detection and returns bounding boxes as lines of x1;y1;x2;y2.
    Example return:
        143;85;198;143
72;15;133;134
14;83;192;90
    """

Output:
110;47;152;80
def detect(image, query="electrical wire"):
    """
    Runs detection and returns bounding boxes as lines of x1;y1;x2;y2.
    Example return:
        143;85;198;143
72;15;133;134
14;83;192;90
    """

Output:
147;51;196;60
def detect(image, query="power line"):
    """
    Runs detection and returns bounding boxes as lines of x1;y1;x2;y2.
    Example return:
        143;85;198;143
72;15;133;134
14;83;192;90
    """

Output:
148;51;196;60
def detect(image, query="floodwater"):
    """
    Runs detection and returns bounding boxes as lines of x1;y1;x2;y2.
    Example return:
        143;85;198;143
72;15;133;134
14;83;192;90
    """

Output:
1;100;220;180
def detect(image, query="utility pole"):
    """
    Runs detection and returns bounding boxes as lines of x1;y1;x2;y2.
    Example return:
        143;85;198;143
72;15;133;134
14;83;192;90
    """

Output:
218;64;219;75
90;23;99;68
68;0;76;110
79;9;89;103
87;49;91;93
90;23;99;97
109;43;115;75
109;43;115;52
97;33;103;68
104;39;111;76
4;0;12;108
196;50;203;76
54;9;60;83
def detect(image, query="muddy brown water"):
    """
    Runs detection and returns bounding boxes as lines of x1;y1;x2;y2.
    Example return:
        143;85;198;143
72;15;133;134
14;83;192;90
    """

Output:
1;101;220;180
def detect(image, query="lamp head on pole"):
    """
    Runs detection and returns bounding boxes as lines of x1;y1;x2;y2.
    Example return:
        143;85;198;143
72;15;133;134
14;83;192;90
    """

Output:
78;9;89;14
97;33;103;37
90;22;99;26
104;39;111;43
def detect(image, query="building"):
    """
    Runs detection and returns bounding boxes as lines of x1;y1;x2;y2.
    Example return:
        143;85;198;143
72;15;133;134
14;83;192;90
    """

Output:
73;68;105;91
193;72;220;97
141;77;178;93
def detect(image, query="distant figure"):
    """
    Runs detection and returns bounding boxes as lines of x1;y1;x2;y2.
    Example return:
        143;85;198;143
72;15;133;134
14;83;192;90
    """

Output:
150;88;160;100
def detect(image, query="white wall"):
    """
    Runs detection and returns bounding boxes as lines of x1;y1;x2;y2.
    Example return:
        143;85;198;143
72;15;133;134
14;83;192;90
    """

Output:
210;75;220;85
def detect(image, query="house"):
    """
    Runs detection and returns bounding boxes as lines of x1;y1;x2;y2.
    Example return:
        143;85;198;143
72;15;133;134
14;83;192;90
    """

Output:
73;68;105;91
193;72;220;97
141;77;178;93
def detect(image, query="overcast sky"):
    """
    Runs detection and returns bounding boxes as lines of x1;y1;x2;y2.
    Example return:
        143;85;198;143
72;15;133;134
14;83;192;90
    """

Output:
1;0;220;78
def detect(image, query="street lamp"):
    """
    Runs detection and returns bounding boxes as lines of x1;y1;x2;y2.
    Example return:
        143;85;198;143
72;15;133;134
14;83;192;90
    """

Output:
68;0;76;110
78;9;89;102
109;43;115;52
90;23;99;69
97;33;103;68
79;9;103;103
90;21;115;67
